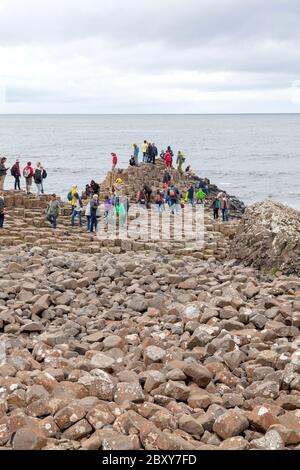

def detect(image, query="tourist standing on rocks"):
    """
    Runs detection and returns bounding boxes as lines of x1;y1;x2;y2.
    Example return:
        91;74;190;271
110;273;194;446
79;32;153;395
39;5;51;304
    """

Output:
155;189;165;213
152;143;158;164
165;151;172;169
0;191;5;228
111;153;118;170
167;184;180;214
167;146;174;166
10;159;21;190
133;144;139;165
71;193;83;227
177;151;186;172
185;185;195;207
142;141;148;162
196;187;207;205
144;184;152;208
220;192;230;222
46;194;60;229
23;162;34;194
34;164;43;196
90;194;99;233
212;196;220;219
129;156;136;167
0;157;9;191
85;199;91;231
163;170;171;188
36;162;47;194
90;180;100;196
146;143;154;164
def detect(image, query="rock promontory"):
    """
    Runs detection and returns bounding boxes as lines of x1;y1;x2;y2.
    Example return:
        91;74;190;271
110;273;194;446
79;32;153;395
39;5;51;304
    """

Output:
230;200;300;275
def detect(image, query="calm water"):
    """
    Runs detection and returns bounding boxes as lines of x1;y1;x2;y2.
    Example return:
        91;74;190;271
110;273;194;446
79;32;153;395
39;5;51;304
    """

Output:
0;114;299;209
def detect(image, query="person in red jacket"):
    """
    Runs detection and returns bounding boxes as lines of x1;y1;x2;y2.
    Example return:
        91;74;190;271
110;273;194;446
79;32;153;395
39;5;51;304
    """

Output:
111;153;118;170
23;162;34;194
165;151;172;169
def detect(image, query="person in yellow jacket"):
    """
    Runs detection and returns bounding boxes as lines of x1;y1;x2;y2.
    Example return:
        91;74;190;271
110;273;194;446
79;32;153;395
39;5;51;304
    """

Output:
71;185;78;207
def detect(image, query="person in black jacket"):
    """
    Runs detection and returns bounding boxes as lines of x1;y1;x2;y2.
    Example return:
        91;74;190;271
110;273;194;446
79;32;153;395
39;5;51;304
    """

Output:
90;194;99;233
34;165;43;196
11;159;21;190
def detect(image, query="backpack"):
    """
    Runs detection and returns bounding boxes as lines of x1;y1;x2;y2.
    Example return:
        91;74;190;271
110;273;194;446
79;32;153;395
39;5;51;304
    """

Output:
169;189;176;197
11;165;16;177
67;192;73;202
42;169;47;179
23;167;31;178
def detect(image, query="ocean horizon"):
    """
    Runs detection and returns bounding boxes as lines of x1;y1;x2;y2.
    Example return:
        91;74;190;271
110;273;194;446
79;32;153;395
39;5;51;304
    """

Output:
0;113;299;210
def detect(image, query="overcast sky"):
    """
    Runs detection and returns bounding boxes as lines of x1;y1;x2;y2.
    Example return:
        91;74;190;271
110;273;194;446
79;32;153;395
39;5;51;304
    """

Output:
0;0;300;113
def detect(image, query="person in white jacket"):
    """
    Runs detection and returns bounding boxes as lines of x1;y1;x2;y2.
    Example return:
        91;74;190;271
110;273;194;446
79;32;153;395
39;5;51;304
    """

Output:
85;200;91;231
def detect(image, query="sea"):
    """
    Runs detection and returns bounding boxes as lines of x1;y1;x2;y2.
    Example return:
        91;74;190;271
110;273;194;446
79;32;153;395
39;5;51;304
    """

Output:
0;114;299;210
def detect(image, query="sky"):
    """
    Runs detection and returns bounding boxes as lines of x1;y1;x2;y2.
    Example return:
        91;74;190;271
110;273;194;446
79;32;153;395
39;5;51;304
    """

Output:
0;0;300;114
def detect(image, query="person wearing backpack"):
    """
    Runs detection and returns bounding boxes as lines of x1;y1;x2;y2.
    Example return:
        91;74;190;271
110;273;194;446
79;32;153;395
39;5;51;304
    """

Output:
46;194;60;229
23;162;34;194
0;191;5;228
165;151;172;169
11;159;21;190
155;190;165;213
34;164;43;196
185;185;195;207
168;185;180;214
67;185;78;208
212;197;219;219
71;193;83;227
37;163;47;194
0;157;9;191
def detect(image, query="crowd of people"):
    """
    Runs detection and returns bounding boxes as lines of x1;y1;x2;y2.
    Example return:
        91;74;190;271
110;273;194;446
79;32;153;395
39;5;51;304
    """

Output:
0;157;48;195
114;142;191;174
0;141;232;231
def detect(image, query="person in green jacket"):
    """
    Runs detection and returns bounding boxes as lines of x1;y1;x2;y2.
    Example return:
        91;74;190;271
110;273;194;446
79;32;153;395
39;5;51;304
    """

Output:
176;151;186;173
196;188;207;205
46;194;60;229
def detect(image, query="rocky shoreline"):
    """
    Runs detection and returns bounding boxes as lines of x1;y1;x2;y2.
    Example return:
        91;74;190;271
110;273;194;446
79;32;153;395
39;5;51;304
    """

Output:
0;165;299;451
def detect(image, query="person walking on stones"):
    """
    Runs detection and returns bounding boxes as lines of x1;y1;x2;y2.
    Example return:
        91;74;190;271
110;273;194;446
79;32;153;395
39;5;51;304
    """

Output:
23;162;34;194
71;193;83;227
142;141;148;163
212;196;219;219
133;144;139;165
220;192;230;222
90;194;99;233
111;153;118;170
167;184;180;214
144;184;152;209
185;185;195;207
155;189;165;213
163;170;171;188
167;146;174;167
146;143;153;164
46;194;60;229
0;191;5;228
11;159;21;190
0;157;9;191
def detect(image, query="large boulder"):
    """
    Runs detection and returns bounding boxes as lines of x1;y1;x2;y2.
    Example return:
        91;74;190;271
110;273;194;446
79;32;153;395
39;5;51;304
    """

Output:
229;200;300;275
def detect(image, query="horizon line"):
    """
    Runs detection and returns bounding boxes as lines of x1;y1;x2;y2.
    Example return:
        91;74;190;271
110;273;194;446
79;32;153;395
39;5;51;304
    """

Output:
1;112;300;116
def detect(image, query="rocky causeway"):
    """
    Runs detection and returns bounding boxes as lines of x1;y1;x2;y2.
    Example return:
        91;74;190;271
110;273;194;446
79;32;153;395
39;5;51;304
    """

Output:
0;163;299;451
